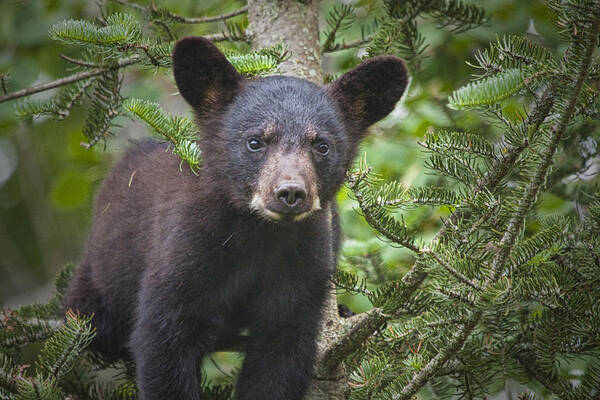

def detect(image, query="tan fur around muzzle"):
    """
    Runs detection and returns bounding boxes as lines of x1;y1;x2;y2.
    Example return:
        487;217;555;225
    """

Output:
249;150;320;221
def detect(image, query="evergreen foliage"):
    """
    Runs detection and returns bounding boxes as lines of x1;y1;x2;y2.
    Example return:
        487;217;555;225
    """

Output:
468;35;555;79
448;68;525;109
123;98;201;170
367;0;487;68
49;13;143;47
322;4;356;52
333;0;600;397
1;264;137;400
15;79;94;120
82;70;123;147
15;7;286;148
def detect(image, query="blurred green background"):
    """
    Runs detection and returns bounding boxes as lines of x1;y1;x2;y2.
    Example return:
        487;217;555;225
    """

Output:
0;0;591;316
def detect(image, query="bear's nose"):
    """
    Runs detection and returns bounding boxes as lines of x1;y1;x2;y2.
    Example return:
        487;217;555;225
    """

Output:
275;182;306;209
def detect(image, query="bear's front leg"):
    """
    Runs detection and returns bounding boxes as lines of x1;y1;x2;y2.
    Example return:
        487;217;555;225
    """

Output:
133;330;205;400
130;279;223;400
235;312;324;400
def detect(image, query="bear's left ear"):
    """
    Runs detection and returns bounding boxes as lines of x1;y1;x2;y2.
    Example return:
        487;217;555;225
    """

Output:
328;56;408;132
173;37;243;117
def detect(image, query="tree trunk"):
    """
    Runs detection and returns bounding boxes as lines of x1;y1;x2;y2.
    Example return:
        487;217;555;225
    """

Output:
247;0;322;81
247;1;347;398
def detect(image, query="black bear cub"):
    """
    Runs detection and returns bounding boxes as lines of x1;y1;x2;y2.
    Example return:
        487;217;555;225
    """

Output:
63;37;407;399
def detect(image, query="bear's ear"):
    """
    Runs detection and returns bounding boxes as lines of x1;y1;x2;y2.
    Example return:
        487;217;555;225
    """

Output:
328;56;408;132
173;37;243;116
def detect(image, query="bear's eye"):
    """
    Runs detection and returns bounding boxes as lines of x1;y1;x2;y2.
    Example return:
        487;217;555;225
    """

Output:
246;137;265;152
315;142;330;155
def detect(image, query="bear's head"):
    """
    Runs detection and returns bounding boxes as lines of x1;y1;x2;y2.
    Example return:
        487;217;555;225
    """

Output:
173;37;408;223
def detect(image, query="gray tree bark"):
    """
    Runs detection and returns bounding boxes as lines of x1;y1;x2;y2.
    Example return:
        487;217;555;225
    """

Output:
247;0;322;81
247;1;348;398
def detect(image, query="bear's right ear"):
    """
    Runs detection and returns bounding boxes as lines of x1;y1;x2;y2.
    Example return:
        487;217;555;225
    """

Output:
173;37;243;116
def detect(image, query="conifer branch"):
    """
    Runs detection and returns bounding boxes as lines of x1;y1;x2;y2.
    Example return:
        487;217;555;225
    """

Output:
448;68;527;109
0;26;243;105
168;6;248;24
16;78;94;120
395;310;482;399
396;19;599;398
387;316;471;340
326;12;594;384
332;269;372;296
40;311;94;381
109;0;248;24
1;315;59;348
0;56;138;104
204;32;237;42
324;35;373;52
322;4;356;52
422;249;483;291
0;73;9;95
123;98;201;170
319;309;386;373
513;350;571;395
347;168;421;253
59;54;100;68
434;84;555;242
329;85;549;370
489;19;599;283
0;352;20;394
434;286;477;306
322;261;428;370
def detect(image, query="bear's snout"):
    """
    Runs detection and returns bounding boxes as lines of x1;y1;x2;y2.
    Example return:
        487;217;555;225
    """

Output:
275;181;307;209
250;149;321;223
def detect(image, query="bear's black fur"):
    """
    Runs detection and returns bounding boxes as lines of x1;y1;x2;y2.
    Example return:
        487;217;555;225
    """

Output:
63;37;408;400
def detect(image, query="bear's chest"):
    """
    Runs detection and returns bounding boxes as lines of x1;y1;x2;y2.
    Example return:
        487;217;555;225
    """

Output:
214;225;329;316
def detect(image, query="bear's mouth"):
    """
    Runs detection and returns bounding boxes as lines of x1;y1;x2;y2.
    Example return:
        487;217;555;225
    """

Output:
249;195;321;223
